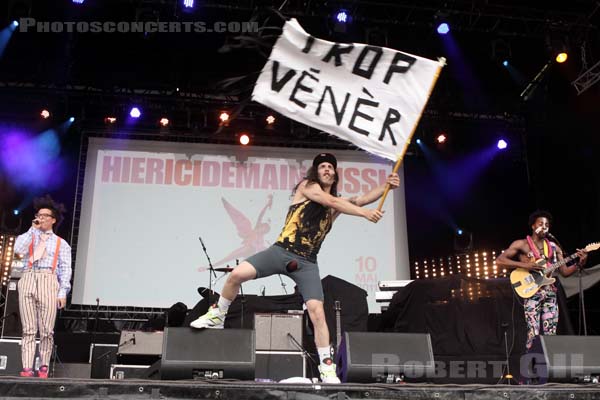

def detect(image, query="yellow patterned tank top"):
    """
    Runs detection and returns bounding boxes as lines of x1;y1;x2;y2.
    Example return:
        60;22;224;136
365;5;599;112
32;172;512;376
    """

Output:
275;200;333;262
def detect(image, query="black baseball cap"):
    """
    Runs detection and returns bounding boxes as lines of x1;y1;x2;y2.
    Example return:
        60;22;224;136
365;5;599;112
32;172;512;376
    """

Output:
312;153;337;170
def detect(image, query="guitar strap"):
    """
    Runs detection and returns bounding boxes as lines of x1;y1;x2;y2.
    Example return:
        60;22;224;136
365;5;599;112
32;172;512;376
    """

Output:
526;235;553;264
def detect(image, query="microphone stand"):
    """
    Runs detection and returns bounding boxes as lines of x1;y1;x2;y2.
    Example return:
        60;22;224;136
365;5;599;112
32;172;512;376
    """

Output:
90;298;100;349
549;233;588;335
94;298;100;333
287;333;319;371
577;260;588;336
278;274;288;294
236;259;246;329
498;322;517;385
199;237;217;305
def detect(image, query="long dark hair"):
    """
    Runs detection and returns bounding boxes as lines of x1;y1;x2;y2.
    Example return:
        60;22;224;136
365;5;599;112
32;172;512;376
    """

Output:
291;166;338;223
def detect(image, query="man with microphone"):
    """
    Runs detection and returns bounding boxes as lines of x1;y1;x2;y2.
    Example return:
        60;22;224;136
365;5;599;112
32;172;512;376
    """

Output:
13;196;72;378
496;210;587;350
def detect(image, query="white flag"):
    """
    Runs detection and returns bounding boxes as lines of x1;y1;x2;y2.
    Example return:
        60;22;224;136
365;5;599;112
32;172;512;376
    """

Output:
252;19;444;161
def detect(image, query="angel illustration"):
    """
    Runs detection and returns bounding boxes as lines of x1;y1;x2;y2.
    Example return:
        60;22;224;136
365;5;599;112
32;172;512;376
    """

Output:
198;194;273;271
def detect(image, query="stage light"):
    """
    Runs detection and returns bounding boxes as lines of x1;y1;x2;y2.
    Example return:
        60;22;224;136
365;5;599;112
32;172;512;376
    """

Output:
104;116;116;124
502;60;509;67
266;115;275;125
219;111;230;123
497;139;508;150
335;9;349;23
12;20;19;28
159;117;169;127
12;210;19;216
69;117;75;122
416;139;422;144
183;0;194;8
239;133;250;146
72;0;85;4
437;23;450;35
130;107;141;118
556;52;568;63
457;229;463;236
436;134;447;144
40;109;50;119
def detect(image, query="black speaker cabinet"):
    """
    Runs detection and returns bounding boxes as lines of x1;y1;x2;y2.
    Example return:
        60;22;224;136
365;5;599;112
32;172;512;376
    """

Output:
254;313;303;351
1;279;22;338
90;344;118;379
336;332;434;383
160;328;255;380
110;364;150;380
523;335;600;383
255;351;306;381
0;339;40;375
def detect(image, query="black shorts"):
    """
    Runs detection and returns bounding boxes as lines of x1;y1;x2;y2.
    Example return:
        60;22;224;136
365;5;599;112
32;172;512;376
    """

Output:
245;245;324;302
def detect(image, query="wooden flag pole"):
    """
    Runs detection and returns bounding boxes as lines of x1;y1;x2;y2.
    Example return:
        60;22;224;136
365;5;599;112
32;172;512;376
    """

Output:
377;58;446;212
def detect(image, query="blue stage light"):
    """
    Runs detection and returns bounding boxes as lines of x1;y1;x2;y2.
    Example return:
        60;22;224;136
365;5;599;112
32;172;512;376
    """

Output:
502;60;509;67
12;21;19;28
13;209;19;216
437;23;450;35
69;117;75;123
183;0;194;8
457;229;463;235
72;0;85;4
416;139;422;144
130;107;141;118
335;10;349;23
497;139;508;150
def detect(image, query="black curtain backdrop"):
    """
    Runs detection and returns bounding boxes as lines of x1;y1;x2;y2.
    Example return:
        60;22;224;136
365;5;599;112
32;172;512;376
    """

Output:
376;275;573;357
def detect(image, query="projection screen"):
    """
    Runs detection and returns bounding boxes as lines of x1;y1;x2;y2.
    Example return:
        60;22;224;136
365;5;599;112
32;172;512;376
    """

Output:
72;137;410;312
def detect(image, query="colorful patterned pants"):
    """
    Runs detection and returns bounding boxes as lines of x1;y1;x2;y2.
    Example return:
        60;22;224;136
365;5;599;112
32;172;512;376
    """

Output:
523;285;558;350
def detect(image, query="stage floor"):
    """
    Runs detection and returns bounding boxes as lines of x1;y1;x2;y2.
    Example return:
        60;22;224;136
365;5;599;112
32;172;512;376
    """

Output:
0;377;600;400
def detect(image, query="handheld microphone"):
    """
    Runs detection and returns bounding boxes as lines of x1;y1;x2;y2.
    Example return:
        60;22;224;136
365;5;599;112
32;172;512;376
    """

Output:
33;219;40;226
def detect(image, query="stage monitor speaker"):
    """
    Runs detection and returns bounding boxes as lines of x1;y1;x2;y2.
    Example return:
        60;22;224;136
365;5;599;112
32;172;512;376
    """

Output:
117;331;163;364
160;328;255;380
336;332;434;383
523;335;600;383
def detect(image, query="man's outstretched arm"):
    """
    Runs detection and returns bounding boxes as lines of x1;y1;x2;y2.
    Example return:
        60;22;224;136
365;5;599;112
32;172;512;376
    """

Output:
350;173;400;207
300;181;383;223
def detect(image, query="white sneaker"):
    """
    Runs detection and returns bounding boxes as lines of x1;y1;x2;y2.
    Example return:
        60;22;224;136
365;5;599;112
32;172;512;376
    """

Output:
189;305;225;329
319;358;341;383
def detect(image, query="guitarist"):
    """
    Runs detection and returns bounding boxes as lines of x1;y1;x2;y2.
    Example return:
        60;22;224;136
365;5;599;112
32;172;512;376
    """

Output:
496;210;588;350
